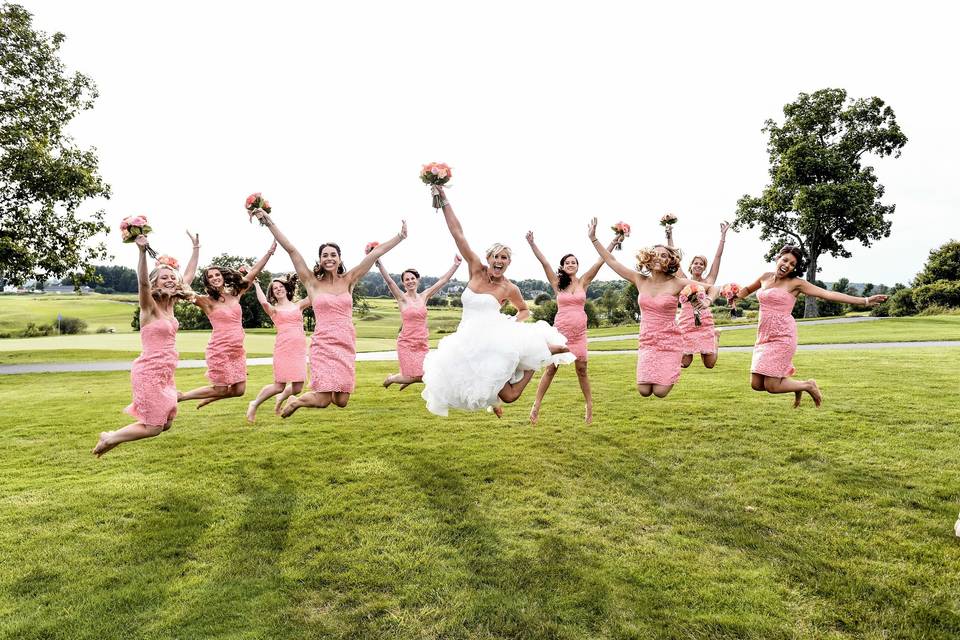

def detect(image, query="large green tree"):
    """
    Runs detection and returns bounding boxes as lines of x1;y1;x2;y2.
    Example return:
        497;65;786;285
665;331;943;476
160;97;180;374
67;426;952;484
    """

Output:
733;88;907;316
0;3;110;287
913;240;960;286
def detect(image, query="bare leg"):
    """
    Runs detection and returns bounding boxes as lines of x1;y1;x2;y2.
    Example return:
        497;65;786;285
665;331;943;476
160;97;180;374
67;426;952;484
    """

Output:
637;383;653;397
681;354;694;368
701;352;718;369
332;392;350;408
548;344;570;355
762;376;822;408
529;364;558;424
751;373;766;392
275;382;302;414
651;384;674;398
574;360;593;424
281;390;332;418
397;378;422;391
384;374;422;390
92;421;166;457
499;370;535;404
247;382;285;423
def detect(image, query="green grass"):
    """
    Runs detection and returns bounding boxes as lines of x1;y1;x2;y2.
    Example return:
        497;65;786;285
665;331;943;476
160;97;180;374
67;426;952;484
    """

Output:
0;293;139;335
1;350;958;638
589;316;960;351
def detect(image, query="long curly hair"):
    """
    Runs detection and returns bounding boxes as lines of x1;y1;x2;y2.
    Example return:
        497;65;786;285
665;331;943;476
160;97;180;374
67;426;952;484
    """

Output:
636;244;682;276
148;266;194;302
201;265;247;301
776;245;807;278
267;273;299;304
314;242;346;280
557;253;576;291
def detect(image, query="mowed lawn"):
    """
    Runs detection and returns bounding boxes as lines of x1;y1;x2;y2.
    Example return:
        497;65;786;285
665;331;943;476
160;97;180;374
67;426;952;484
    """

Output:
0;293;139;335
1;350;958;638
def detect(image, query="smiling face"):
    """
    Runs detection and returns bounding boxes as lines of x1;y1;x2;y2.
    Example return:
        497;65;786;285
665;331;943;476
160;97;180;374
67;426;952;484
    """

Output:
561;254;579;276
690;256;707;278
271;280;288;301
775;251;797;278
152;266;180;295
651;245;673;273
485;244;512;279
205;268;224;289
401;271;420;292
318;244;341;274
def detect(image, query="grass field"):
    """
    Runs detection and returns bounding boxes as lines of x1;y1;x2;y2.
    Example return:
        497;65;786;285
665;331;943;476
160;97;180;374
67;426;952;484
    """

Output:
1;349;958;638
0;293;139;335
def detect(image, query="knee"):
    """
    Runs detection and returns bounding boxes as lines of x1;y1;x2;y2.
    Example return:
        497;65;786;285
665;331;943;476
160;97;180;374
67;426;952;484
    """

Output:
145;424;164;437
703;361;716;369
575;363;588;378
653;387;670;398
333;395;349;408
763;378;779;393
292;383;303;394
500;390;519;404
232;383;246;396
681;361;691;369
161;420;173;432
750;379;764;392
636;385;652;397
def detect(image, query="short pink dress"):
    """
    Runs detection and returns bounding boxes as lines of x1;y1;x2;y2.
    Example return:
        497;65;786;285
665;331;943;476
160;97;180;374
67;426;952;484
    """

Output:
751;287;798;378
204;302;247;385
125;317;179;427
637;293;683;386
554;290;588;360
272;306;306;383
397;303;429;377
678;294;719;355
310;292;356;393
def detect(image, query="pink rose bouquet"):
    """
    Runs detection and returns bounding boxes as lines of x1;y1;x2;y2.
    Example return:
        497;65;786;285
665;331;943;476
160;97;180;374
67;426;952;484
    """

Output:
156;255;180;271
610;221;631;251
420;162;452;210
120;215;157;257
679;283;706;326
720;283;741;312
245;192;272;225
660;213;678;227
365;241;380;255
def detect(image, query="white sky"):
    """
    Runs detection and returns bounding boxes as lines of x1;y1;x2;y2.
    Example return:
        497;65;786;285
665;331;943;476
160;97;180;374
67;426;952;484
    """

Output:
22;0;960;286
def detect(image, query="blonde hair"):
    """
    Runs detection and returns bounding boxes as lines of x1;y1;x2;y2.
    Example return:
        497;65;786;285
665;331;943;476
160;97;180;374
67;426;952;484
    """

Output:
689;254;708;272
486;243;512;259
148;266;194;301
636;244;682;276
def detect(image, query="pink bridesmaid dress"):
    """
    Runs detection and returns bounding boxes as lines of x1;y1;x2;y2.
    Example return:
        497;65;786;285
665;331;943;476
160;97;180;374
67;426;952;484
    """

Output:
678;294;718;355
272;307;306;383
309;292;356;393
205;303;247;385
751;287;798;378
554;290;588;360
636;293;683;385
125;317;179;426
397;303;429;377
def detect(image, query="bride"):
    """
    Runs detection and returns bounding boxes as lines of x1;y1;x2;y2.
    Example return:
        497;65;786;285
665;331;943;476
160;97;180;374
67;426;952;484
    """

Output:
421;186;575;417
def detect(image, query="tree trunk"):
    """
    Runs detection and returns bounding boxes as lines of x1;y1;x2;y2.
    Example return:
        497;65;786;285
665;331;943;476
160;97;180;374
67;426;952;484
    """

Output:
804;254;819;318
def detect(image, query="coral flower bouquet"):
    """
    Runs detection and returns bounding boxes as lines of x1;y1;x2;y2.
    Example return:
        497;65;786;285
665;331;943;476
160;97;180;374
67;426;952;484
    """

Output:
245;192;272;225
720;283;741;309
120;215;157;258
420;162;452;210
610;221;631;251
679;283;706;326
660;213;678;227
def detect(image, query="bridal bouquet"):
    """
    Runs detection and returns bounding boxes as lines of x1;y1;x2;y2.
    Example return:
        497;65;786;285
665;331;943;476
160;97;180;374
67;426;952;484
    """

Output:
120;215;157;258
660;213;678;227
679;283;706;326
720;283;741;308
245;192;272;224
420;162;452;210
610;221;631;251
365;241;380;255
156;255;180;271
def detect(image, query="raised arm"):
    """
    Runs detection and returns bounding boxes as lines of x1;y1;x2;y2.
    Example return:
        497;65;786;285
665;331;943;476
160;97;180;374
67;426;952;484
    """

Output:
182;230;200;284
375;259;405;301
704;222;730;284
240;241;277;289
587;218;641;285
736;274;765;300
664;225;689;279
525;231;559;291
422;255;463;300
580;237;620;288
253;280;274;316
135;236;157;315
798;280;888;306
435;186;483;273
505;283;530;322
253;210;314;285
344;220;407;286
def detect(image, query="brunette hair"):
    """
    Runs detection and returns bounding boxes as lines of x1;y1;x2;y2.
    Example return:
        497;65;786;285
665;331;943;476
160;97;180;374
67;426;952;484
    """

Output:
776;245;806;278
267;273;299;304
201;265;247;301
148;266;194;302
313;242;346;280
401;268;421;282
635;244;682;276
557;253;576;291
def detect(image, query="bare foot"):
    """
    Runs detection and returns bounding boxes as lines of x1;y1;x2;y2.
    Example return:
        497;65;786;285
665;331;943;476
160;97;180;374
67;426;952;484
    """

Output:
529;406;539;425
196;397;215;410
492;406;503;419
383;374;395;389
793;391;803;408
548;344;570;355
246;401;257;424
274;397;285;416
398;383;411;391
807;379;822;408
281;398;302;419
177;391;184;402
92;432;118;457
584;405;593;424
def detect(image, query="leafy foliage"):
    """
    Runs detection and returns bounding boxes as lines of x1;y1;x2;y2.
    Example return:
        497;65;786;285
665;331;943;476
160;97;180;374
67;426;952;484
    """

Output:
913;240;960;287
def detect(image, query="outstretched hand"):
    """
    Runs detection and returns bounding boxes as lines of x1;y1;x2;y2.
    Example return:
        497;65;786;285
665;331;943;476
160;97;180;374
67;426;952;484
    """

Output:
135;235;149;251
186;229;199;248
865;295;888;306
587;218;598;241
453;255;463;267
720;221;731;236
525;230;534;245
399;220;408;240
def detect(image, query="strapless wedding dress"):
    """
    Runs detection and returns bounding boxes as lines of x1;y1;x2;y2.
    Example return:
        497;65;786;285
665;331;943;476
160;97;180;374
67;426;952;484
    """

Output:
421;287;576;416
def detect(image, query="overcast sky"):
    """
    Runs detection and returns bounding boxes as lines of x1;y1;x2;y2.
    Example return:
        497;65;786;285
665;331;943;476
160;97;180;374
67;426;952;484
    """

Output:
23;0;960;286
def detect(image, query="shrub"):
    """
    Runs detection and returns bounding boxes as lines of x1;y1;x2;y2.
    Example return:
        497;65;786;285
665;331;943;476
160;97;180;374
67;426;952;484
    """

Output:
95;326;114;334
911;279;960;311
448;296;463;308
532;300;558;324
881;288;916;317
57;316;87;334
427;296;446;307
584;300;599;328
534;292;553;305
21;322;53;337
501;302;518;316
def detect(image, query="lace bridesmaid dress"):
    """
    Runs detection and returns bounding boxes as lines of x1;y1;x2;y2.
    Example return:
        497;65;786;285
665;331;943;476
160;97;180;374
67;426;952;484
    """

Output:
125;317;179;426
678;294;718;355
554;290;588;360
309;292;356;393
272;306;306;383
751;287;798;378
397;303;429;377
636;293;683;385
205;302;247;385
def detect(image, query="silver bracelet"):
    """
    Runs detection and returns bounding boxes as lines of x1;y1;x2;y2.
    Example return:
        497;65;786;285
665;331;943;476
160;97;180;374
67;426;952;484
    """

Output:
440;200;450;207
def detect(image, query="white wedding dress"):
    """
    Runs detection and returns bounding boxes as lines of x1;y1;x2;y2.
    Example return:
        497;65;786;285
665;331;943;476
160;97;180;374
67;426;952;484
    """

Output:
421;287;576;416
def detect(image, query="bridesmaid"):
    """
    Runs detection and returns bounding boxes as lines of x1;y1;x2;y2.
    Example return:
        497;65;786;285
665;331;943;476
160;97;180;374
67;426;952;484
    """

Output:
525;230;618;424
93;235;194;456
666;221;731;369
735;245;887;407
252;208;406;415
178;241;277;408
245;275;311;422
587;217;720;398
376;254;462;390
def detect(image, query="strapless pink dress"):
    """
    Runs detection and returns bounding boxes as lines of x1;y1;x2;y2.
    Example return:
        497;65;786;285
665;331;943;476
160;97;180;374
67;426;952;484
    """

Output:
678;295;718;355
554;290;588;360
125;317;179;427
397;303;429;377
310;292;356;393
272;306;306;383
751;287;798;378
637;293;682;385
205;303;246;385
